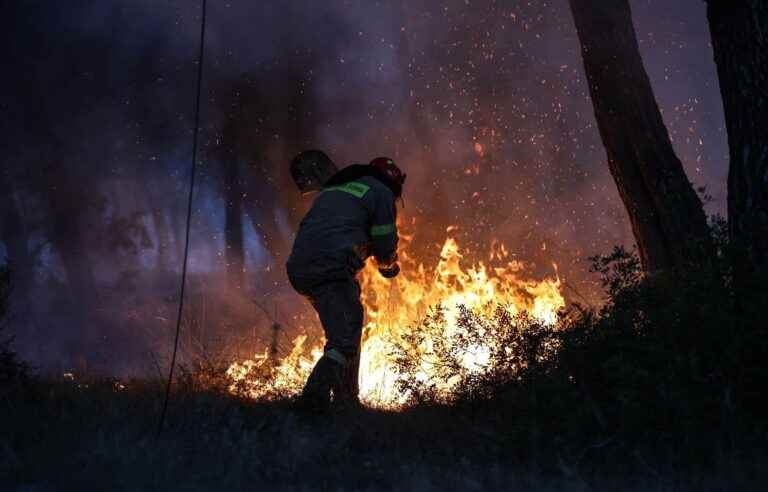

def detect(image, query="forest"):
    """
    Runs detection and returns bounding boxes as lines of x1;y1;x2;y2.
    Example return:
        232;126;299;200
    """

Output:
2;0;766;490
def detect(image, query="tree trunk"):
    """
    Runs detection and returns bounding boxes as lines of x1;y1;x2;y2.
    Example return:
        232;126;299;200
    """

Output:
149;190;172;274
246;206;288;262
223;160;245;290
0;174;34;296
219;112;247;291
242;188;290;291
46;164;100;302
569;0;714;275
706;1;768;289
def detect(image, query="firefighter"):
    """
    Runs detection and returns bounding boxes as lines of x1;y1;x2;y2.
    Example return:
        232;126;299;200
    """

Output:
287;151;406;409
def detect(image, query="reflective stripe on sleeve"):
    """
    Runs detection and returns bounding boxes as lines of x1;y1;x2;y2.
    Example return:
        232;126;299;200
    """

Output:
324;348;349;367
322;181;370;198
371;223;396;236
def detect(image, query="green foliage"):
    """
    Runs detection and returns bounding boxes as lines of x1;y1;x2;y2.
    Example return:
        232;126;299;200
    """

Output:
391;306;561;405
392;236;768;465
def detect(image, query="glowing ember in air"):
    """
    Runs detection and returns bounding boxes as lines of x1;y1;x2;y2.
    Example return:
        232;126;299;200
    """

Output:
227;233;564;408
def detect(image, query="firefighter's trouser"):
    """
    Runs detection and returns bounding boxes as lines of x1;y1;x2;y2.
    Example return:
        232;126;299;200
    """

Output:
289;276;363;399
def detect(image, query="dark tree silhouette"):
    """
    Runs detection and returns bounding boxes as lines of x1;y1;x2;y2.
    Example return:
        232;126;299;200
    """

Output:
219;97;247;291
207;64;324;292
44;162;100;302
569;0;714;276
0;173;34;297
706;1;768;290
147;182;175;277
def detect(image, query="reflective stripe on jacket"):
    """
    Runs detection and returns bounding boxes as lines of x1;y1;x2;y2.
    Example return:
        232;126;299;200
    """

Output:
286;174;398;282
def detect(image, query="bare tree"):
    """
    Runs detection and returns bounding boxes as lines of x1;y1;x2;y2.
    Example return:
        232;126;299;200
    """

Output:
706;1;768;290
569;0;714;276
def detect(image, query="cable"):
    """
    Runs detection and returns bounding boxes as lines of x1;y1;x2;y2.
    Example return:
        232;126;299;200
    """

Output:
157;0;208;436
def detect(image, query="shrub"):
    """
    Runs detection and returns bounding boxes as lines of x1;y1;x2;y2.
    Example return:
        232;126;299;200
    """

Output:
390;236;768;460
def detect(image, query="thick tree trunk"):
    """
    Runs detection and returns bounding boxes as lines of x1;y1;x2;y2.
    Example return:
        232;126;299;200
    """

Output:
569;0;714;275
706;1;768;288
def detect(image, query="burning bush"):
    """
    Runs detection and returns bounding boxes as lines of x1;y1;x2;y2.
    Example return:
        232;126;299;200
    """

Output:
227;235;565;407
390;305;563;405
5;233;768;488
393;240;768;453
363;233;768;459
226;335;323;401
226;221;768;459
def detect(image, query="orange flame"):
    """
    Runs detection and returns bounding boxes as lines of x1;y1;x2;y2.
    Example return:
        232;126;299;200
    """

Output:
227;231;564;408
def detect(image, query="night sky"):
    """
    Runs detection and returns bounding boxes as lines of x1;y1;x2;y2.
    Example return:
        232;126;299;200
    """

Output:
3;0;727;374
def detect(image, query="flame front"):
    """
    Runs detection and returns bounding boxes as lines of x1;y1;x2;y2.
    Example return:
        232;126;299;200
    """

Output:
227;232;564;408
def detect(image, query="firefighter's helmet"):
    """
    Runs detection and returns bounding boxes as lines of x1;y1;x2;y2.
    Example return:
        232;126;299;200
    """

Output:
290;150;339;195
369;157;406;198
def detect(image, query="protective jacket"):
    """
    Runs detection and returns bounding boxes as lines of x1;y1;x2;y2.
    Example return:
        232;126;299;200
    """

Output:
286;165;399;284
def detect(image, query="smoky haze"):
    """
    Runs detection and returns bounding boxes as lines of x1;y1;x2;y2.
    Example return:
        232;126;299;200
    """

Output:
1;0;727;376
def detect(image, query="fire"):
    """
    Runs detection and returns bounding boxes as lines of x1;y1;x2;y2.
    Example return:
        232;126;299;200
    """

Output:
227;232;564;408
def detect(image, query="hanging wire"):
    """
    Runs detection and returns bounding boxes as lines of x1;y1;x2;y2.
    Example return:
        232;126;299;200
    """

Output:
157;0;208;436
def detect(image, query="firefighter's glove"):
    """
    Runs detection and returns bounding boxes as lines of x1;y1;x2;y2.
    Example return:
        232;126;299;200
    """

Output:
378;263;400;278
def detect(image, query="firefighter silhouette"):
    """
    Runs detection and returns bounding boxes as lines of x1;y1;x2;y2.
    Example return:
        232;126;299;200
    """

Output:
288;151;406;408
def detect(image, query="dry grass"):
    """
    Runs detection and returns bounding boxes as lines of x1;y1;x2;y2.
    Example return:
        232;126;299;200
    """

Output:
2;241;768;490
1;371;765;491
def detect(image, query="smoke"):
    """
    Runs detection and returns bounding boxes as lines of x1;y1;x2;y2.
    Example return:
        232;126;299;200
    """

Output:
1;0;727;375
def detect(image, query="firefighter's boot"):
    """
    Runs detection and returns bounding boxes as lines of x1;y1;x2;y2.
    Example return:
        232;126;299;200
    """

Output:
332;352;360;409
300;352;346;411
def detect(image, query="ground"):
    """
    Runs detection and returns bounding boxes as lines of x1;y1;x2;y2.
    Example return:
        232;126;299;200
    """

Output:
1;376;765;491
2;250;767;490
